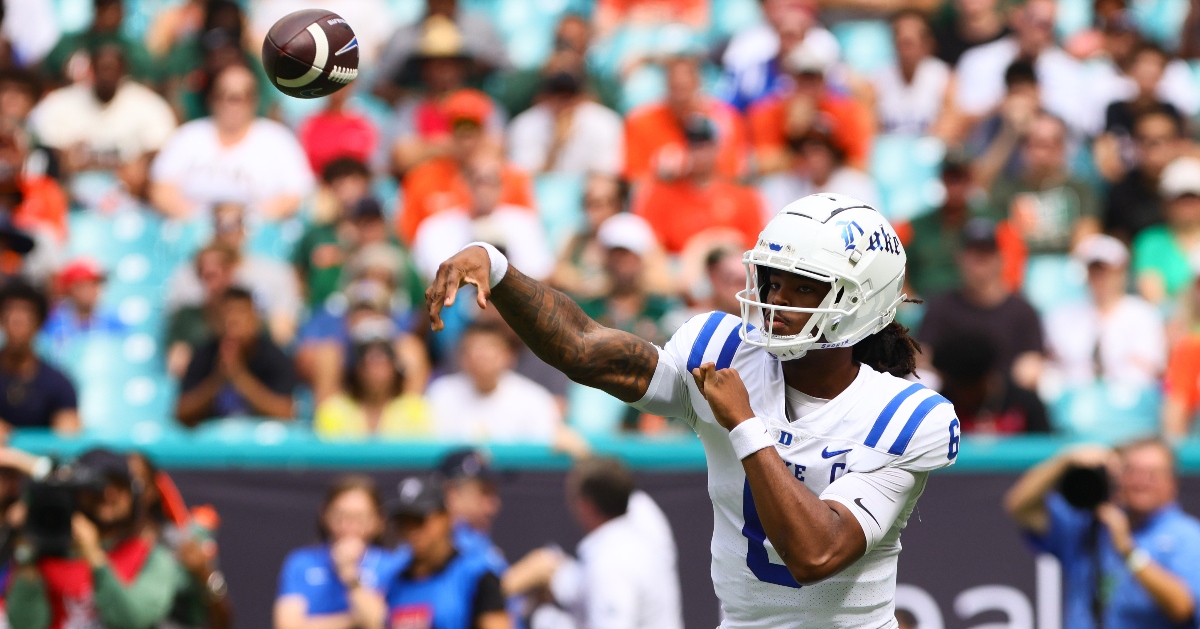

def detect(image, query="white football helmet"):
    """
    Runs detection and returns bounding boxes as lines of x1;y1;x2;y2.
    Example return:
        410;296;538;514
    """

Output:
736;193;907;361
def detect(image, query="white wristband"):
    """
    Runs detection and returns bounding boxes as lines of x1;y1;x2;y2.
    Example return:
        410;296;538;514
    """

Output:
728;417;775;460
462;242;509;288
1126;547;1152;574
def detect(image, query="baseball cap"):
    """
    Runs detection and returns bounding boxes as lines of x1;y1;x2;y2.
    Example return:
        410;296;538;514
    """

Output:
415;15;468;60
75;448;133;487
1073;233;1129;267
783;38;838;76
1160;156;1200;200
542;70;582;96
961;218;999;251
387;476;445;519
941;148;972;177
444;90;493;127
349;197;384;222
59;258;106;288
438;448;496;483
597;213;657;256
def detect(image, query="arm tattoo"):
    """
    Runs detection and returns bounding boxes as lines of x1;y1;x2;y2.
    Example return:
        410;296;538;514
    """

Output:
489;266;659;403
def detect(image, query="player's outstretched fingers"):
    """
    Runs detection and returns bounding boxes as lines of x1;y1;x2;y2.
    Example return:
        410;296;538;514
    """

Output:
426;262;463;332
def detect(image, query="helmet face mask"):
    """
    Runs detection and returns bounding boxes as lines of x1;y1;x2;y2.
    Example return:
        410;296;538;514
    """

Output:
734;193;907;362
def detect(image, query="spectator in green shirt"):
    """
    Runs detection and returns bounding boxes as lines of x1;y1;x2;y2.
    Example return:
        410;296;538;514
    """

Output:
904;150;980;299
1133;156;1200;305
577;213;679;345
293;158;373;310
41;0;155;84
985;112;1101;255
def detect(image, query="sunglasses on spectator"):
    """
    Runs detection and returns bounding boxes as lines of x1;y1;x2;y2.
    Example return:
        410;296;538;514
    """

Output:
213;90;255;103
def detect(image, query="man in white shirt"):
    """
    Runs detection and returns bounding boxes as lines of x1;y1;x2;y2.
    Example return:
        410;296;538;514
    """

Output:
427;320;561;444
413;154;553;281
149;64;314;221
507;72;624;176
514;458;683;629
31;45;176;198
1043;234;1166;390
955;0;1098;133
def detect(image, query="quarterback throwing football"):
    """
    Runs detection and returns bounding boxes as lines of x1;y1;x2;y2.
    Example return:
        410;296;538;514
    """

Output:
427;194;959;628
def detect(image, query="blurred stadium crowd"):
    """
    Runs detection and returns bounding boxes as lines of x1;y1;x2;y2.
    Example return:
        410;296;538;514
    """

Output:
0;0;1197;446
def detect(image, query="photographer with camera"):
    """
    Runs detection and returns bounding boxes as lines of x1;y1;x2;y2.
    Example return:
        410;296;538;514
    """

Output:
1004;439;1200;628
5;448;184;629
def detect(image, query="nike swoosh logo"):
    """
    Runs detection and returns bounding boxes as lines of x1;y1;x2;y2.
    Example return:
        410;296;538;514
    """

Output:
855;498;880;528
821;447;852;458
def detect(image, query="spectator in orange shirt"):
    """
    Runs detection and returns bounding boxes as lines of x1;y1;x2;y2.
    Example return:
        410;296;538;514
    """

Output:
747;41;874;174
634;117;765;254
388;16;504;175
623;57;749;182
1163;327;1200;439
398;92;534;244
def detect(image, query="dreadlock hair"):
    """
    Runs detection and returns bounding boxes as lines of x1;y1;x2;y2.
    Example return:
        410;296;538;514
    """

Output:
852;320;921;378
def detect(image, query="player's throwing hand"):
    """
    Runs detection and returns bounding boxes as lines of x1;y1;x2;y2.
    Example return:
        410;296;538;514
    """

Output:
425;247;492;331
691;364;755;431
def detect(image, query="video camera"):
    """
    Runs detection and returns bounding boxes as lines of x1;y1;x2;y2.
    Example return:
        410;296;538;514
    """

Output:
1058;464;1111;511
22;460;110;558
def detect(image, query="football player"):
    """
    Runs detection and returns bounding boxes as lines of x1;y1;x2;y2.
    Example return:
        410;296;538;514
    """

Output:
427;194;959;628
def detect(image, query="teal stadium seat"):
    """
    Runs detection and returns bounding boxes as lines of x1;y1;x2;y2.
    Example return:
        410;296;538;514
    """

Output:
1131;0;1188;49
1049;382;1162;442
830;21;895;75
567;383;630;435
1022;254;1089;314
709;0;763;40
869;134;946;223
534;173;585;252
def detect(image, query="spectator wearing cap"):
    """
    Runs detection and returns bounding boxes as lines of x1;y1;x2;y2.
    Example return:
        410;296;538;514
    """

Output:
427;319;562;445
1042;235;1165;392
176;287;296;425
917;218;1045;391
954;0;1097;134
386;18;505;175
150;63;315;222
297;85;379;178
30;44;176;206
747;42;873;176
6;448;185;629
757;126;881;219
932;333;1050;434
372;476;510;629
314;337;432;441
165;244;236;379
413;152;553;282
719;0;841;112
623;57;749;182
274;475;390;629
506;458;682;629
983;112;1101;256
293;158;373;310
868;10;956;138
398;98;534;244
507;70;624;176
373;0;508;104
162;202;302;346
41;0;154;82
41;258;125;351
633;117;765;255
577;214;679;346
439;450;503;548
901;151;981;299
1103;106;1185;243
1134;157;1200;305
0;281;79;436
491;15;622;117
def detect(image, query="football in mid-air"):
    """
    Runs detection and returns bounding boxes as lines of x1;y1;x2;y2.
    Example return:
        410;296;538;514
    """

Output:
262;9;359;99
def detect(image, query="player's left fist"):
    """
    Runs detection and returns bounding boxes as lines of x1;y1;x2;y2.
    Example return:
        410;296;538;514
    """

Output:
691;363;755;432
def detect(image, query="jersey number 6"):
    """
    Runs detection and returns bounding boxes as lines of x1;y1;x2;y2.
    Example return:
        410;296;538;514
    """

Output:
741;480;803;588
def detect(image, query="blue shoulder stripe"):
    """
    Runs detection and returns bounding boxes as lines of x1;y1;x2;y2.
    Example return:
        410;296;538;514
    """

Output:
864;382;925;448
715;323;754;370
687;312;727;372
887;393;950;455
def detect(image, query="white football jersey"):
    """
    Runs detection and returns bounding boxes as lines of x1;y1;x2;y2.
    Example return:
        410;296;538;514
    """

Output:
633;311;959;629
